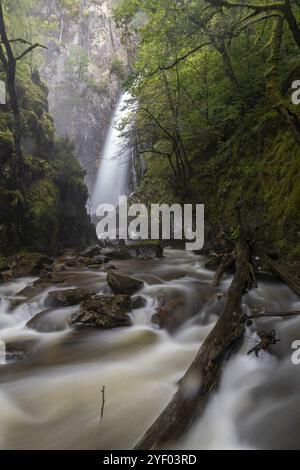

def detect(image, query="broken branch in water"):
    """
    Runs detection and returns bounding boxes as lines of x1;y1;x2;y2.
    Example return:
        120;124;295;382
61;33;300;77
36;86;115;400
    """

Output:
100;385;105;423
246;311;300;322
247;330;281;357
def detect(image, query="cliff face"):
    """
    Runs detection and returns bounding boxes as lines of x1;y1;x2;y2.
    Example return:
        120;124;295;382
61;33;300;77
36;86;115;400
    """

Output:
40;0;131;195
0;69;95;256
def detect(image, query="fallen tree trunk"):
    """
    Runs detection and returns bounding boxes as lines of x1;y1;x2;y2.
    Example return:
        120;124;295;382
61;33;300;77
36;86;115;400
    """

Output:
135;239;253;450
248;311;300;321
268;260;300;297
212;251;235;287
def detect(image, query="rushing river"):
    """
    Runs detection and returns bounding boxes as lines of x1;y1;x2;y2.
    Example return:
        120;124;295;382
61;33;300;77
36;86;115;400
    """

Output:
0;249;299;450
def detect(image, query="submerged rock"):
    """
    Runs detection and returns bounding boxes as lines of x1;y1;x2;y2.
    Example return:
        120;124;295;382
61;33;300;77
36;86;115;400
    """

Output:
151;295;185;332
132;295;147;309
46;288;93;307
69;294;132;329
107;272;144;295
6;339;38;361
26;308;69;332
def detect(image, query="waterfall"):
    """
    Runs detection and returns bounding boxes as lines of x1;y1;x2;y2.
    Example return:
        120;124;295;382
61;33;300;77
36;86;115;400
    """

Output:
91;92;132;213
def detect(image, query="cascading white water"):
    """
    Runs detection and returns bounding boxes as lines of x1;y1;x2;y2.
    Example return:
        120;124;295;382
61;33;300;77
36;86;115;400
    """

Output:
92;92;132;212
0;250;300;449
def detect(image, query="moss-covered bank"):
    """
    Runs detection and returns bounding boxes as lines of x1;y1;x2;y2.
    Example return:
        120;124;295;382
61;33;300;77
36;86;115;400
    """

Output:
0;66;95;256
134;99;300;261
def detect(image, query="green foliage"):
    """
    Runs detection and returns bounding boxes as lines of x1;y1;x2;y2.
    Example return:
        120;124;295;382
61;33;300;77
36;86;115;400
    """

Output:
110;56;126;81
64;45;90;83
116;0;300;259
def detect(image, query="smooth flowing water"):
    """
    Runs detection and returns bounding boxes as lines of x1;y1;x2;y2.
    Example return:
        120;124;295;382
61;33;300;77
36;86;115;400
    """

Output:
91;92;132;212
0;250;300;450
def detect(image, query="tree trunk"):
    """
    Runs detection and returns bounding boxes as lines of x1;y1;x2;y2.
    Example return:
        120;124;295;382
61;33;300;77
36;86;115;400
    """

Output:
284;0;300;51
266;14;300;146
135;239;252;450
0;1;22;160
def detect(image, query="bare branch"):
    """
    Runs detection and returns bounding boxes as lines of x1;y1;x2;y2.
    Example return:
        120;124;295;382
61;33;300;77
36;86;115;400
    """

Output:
16;43;47;61
146;42;211;77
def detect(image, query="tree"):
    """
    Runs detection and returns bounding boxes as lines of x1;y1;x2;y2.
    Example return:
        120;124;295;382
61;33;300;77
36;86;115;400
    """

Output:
0;0;46;164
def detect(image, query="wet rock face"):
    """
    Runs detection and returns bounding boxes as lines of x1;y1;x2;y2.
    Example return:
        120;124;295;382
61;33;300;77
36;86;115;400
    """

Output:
69;294;132;329
40;0;132;193
46;288;93;307
107;272;144;295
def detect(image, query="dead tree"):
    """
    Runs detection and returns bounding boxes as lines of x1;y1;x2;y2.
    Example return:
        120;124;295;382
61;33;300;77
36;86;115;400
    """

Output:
0;1;46;163
135;238;254;450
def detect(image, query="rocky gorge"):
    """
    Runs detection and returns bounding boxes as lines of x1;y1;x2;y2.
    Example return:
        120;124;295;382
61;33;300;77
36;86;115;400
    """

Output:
1;0;300;452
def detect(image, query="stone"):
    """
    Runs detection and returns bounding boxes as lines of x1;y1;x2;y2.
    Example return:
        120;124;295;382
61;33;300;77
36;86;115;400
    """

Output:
9;252;54;278
26;309;67;332
69;294;132;329
107;272;144;295
132;295;147;309
151;296;185;332
80;245;102;258
46;288;93;307
88;255;109;266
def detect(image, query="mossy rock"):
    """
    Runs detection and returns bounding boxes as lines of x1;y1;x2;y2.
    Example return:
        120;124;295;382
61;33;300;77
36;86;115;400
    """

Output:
69;294;132;329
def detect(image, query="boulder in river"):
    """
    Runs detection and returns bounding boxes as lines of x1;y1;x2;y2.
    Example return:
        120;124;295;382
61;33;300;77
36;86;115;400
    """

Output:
27;308;69;332
101;247;131;260
0;270;13;282
46;288;93;307
69;294;132;329
9;252;54;278
132;295;147;309
107;272;144;295
88;255;109;266
6;339;38;361
101;242;163;261
151;295;185;332
126;241;163;260
80;245;102;258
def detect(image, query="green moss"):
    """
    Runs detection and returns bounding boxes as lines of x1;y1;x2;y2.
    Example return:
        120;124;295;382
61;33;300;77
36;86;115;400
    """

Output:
0;60;94;255
0;255;8;271
27;178;58;218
